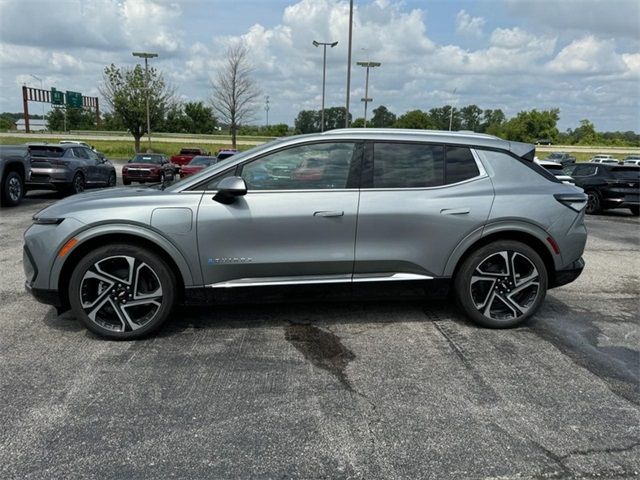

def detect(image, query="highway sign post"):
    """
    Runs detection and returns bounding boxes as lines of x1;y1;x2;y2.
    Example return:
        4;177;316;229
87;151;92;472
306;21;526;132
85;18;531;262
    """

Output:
21;86;100;133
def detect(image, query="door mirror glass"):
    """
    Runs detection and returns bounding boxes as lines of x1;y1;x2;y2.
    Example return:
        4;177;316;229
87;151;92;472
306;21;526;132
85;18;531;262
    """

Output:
213;176;247;204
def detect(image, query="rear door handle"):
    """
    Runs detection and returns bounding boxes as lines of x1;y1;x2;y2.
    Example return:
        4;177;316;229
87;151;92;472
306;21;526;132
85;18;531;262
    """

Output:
314;210;344;217
440;208;470;215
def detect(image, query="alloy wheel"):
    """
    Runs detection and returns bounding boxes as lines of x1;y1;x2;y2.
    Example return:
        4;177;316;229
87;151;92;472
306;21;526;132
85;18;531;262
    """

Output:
8;175;22;202
469;250;540;321
79;255;163;332
73;174;85;194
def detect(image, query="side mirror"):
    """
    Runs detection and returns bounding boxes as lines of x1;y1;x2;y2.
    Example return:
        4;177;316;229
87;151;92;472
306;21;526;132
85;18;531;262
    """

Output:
213;176;247;204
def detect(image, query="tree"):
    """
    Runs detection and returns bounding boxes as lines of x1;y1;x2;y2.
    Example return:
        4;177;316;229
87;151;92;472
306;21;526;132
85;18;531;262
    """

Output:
294;110;320;133
480;109;506;134
571;119;598;144
394;110;434;129
323;107;351;131
351;117;365;128
102;111;126;131
370;105;396;127
100;63;174;152
502;108;560;143
459;104;483;132
45;107;96;131
211;43;260;149
428;106;461;130
184;101;217;134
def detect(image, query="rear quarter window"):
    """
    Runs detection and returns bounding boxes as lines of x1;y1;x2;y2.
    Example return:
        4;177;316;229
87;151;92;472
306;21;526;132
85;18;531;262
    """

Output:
445;146;480;184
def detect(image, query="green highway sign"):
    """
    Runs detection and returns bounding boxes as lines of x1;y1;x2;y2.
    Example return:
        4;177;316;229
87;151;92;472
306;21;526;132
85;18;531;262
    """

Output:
66;90;83;108
51;88;64;106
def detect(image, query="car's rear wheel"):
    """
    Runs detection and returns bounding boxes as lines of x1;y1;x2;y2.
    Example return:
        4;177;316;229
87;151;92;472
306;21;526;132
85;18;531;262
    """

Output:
585;190;602;214
107;172;116;187
69;244;176;339
67;173;85;195
454;241;548;328
1;171;24;206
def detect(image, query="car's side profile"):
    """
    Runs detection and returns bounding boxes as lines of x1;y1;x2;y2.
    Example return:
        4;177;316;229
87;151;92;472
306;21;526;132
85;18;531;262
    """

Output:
564;163;639;215
24;129;587;339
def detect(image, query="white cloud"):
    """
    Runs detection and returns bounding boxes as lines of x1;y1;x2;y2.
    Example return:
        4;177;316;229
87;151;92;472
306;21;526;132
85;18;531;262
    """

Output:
455;10;486;38
546;36;627;75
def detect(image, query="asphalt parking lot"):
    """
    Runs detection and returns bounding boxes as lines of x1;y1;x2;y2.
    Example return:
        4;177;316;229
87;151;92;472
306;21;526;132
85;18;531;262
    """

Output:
0;182;638;479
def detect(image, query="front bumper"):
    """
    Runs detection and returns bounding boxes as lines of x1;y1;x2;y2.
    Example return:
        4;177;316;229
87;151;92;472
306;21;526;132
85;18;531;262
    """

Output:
552;257;585;288
25;281;63;307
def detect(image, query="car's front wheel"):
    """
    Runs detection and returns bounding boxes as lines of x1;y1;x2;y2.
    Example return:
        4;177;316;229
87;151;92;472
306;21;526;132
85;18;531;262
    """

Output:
69;244;176;339
585;190;602;214
1;171;24;206
454;241;548;328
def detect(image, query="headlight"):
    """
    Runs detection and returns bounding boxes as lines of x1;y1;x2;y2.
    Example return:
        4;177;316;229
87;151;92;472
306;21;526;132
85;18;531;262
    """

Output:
32;217;64;225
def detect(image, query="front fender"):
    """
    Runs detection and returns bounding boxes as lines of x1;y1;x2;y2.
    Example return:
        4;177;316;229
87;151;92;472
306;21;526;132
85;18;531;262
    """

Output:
49;222;199;290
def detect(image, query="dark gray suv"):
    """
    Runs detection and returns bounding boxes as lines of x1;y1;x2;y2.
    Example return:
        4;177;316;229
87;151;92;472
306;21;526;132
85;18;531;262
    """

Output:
24;129;587;339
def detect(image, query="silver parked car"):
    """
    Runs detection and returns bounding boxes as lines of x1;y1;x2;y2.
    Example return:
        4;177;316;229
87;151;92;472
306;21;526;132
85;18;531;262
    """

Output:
24;129;588;339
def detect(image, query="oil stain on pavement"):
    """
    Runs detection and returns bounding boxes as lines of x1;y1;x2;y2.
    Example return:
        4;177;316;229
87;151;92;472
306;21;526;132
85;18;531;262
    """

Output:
285;323;356;392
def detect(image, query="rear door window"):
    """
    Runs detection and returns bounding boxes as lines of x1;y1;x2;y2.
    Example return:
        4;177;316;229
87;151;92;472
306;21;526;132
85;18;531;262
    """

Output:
572;165;598;176
372;143;444;188
445;146;480;184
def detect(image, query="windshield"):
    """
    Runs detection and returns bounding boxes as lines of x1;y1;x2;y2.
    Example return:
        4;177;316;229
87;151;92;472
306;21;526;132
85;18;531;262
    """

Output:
547;153;563;159
130;155;163;164
180;149;201;155
189;156;216;166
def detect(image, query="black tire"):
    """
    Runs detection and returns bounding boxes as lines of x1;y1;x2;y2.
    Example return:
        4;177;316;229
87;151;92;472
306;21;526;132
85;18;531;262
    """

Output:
67;172;85;196
159;172;165;185
107;172;117;187
585;190;602;215
630;206;639;217
454;240;548;328
1;171;24;207
69;244;176;340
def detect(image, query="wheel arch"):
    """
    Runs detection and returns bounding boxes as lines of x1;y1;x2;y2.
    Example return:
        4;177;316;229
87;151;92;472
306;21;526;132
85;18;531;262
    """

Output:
53;227;195;311
446;223;559;287
2;160;25;180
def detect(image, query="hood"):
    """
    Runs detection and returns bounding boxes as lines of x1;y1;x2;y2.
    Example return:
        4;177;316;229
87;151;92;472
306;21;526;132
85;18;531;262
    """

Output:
124;162;161;168
34;186;163;221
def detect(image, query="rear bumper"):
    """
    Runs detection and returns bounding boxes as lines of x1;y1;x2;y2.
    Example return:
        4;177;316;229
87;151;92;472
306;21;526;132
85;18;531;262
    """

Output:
552;257;585;288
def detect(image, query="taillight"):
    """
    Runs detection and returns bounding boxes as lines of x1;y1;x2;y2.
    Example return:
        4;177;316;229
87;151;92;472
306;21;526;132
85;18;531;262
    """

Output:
554;193;587;212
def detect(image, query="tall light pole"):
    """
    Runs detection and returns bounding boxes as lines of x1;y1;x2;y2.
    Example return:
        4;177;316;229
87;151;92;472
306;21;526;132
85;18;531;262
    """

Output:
30;74;45;121
345;0;353;128
449;88;457;131
132;51;158;151
313;40;338;132
265;95;270;128
356;61;381;128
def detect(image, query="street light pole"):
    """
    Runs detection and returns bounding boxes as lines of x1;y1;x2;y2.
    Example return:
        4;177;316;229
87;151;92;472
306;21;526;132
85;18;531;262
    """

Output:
449;88;457;131
313;40;338;132
265;96;270;128
356;61;381;128
345;0;353;128
132;51;158;152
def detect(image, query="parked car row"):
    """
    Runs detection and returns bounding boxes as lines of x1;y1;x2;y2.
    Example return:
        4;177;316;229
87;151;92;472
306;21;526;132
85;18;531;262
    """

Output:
176;148;238;178
1;143;116;206
589;154;640;165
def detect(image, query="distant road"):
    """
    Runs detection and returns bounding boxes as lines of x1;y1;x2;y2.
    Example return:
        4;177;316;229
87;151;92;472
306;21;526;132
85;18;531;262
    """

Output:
1;132;638;154
0;132;266;146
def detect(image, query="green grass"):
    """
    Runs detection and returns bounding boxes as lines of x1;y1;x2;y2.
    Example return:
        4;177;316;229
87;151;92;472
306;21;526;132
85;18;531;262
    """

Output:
535;151;604;163
0;136;257;159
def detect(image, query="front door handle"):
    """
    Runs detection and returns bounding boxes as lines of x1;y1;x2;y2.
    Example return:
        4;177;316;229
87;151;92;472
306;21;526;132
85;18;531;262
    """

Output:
440;207;470;215
314;210;344;217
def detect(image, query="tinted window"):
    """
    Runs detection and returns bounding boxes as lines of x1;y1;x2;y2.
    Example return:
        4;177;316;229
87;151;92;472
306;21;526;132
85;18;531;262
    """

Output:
573;165;598;176
131;155;163;164
241;143;355;190
73;147;89;159
190;156;216;166
204;168;237;190
445;146;480;184
610;167;640;180
373;143;444;188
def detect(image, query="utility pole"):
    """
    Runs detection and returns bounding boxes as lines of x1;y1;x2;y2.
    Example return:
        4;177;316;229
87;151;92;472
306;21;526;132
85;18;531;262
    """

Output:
345;0;353;128
313;40;338;132
132;51;158;151
357;61;381;128
265;95;270;128
30;74;45;120
449;88;457;131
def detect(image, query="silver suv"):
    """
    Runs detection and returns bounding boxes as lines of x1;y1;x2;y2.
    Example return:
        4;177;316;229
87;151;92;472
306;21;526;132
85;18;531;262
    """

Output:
24;129;587;339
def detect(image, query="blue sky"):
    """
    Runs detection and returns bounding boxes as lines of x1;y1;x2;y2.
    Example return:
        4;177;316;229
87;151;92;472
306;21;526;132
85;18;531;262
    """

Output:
1;0;638;131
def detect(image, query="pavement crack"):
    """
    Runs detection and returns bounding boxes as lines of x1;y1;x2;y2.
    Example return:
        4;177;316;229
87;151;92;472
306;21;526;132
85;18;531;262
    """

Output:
559;441;640;459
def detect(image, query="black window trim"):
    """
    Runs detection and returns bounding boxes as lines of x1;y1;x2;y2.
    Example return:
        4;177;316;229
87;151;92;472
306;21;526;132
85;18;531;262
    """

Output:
188;140;364;193
360;140;488;190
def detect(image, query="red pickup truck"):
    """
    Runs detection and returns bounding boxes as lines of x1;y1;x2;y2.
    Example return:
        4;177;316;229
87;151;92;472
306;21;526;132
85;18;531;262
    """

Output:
170;147;210;167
